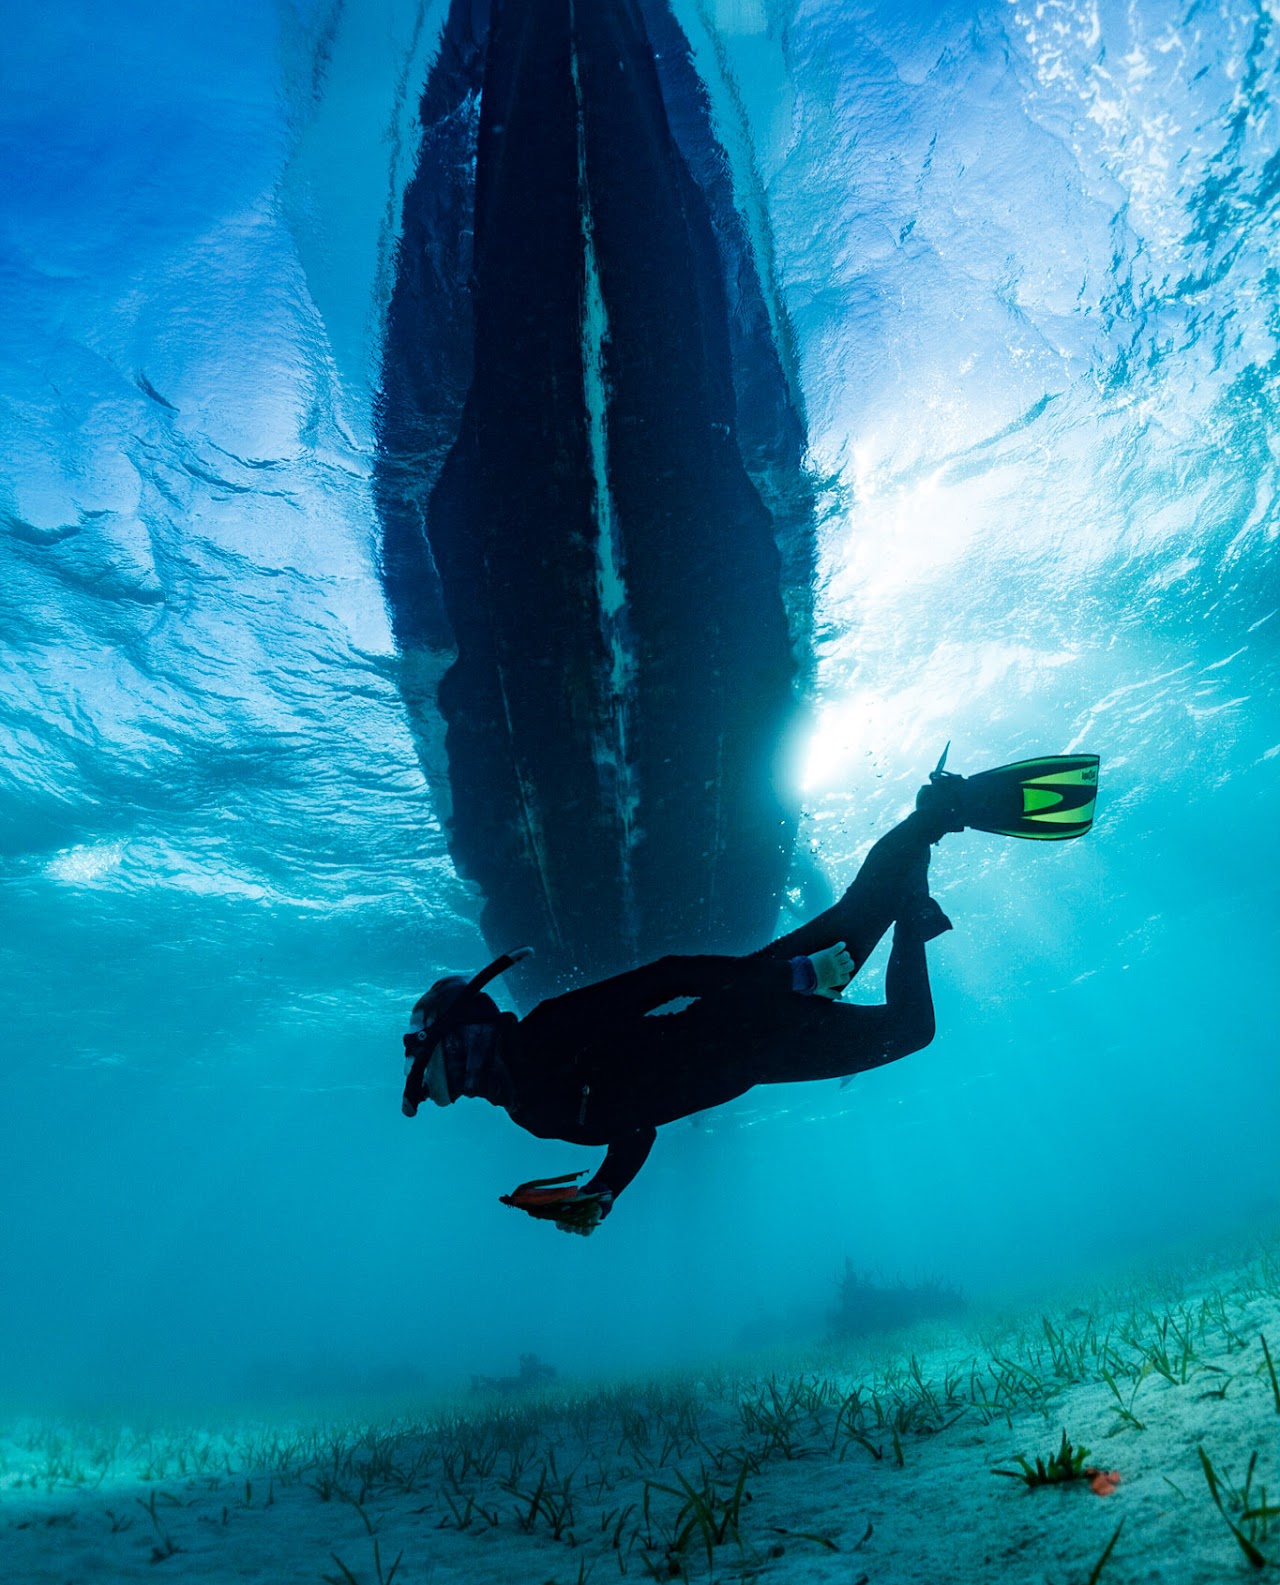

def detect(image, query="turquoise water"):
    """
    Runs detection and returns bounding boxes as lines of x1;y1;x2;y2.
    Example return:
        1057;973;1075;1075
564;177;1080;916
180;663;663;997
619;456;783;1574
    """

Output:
2;0;1278;1418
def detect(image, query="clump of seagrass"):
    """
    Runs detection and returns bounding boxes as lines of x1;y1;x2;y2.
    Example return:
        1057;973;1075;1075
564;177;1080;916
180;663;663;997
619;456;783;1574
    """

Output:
994;1430;1090;1487
829;1260;964;1339
1198;1444;1277;1568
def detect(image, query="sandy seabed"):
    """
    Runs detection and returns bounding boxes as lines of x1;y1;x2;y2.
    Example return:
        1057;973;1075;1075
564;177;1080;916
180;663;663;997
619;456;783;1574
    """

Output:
5;1243;1280;1585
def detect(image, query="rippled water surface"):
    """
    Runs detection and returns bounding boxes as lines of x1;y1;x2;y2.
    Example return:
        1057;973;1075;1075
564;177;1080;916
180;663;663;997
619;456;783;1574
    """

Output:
2;0;1277;1401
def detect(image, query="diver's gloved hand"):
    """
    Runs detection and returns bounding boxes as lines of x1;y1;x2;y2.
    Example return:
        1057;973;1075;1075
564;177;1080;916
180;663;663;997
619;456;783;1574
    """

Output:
808;941;855;1000
555;1188;612;1237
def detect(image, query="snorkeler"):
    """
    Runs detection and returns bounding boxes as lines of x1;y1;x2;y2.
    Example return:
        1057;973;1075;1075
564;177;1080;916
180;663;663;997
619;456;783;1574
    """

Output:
400;752;1099;1235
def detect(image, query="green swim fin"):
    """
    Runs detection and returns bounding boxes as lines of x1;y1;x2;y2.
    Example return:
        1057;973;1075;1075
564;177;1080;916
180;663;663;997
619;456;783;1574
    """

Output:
930;747;1101;840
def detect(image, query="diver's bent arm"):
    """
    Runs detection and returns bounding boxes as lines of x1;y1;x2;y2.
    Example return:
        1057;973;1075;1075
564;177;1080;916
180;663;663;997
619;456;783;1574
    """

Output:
585;1127;658;1205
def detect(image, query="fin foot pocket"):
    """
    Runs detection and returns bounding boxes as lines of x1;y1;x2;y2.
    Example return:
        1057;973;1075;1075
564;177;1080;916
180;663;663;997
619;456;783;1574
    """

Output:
915;773;967;839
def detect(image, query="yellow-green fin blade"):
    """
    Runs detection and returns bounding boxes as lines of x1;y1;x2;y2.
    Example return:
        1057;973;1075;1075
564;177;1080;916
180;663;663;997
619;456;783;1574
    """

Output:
962;754;1100;840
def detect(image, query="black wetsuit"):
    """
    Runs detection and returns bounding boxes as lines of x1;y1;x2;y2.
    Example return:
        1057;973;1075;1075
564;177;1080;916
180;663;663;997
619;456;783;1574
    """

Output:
459;812;944;1201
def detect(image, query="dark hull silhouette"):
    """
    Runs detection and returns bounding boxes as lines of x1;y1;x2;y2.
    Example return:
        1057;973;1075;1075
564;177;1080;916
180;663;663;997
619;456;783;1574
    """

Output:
377;0;812;998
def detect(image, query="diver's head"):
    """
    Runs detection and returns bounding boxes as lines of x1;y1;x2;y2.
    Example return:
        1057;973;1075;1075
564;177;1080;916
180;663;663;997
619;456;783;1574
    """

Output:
405;975;468;1108
401;948;531;1119
404;975;506;1111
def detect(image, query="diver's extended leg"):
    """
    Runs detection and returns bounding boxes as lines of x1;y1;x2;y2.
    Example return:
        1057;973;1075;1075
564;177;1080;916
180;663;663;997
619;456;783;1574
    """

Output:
747;905;942;1085
754;810;939;971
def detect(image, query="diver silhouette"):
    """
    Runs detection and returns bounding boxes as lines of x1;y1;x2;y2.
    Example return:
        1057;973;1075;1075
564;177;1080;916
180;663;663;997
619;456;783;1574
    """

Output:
400;753;1099;1234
